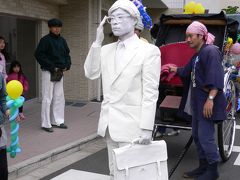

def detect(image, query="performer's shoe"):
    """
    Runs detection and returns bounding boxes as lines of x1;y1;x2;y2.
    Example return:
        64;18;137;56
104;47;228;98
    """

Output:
42;127;54;133
51;123;68;129
183;159;207;178
194;162;219;180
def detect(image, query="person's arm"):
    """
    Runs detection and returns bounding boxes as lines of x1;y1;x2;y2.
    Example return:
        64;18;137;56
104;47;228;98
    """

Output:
35;38;55;72
138;45;160;144
202;47;224;118
63;39;71;71
23;75;29;92
84;16;107;80
169;59;192;78
2;59;7;80
202;48;224;90
0;75;8;115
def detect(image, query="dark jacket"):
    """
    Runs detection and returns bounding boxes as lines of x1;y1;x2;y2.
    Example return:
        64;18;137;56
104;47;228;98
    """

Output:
35;32;71;72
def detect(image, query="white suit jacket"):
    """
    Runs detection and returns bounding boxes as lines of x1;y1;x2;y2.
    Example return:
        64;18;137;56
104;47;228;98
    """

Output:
84;34;161;142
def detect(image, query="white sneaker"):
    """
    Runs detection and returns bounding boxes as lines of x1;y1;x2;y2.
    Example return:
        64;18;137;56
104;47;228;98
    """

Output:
156;132;166;138
167;130;180;136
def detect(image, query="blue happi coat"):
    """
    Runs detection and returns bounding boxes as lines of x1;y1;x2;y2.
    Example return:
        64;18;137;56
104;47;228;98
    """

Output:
177;44;227;121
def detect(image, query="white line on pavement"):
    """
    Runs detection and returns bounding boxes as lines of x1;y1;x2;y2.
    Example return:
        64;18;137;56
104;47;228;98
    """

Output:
232;146;240;153
234;153;240;166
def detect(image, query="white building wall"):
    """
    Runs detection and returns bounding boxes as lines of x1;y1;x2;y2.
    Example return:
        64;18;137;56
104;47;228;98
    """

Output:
0;0;59;20
162;0;184;9
59;0;90;101
85;0;115;101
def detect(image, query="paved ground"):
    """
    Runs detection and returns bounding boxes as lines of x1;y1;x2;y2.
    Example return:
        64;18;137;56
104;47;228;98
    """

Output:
5;99;101;179
16;122;240;180
5;99;240;180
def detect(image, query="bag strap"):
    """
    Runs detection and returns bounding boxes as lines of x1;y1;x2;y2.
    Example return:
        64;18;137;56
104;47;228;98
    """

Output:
157;161;161;179
125;167;129;180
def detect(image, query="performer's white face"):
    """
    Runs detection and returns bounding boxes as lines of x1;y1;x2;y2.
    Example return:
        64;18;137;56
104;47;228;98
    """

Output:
109;8;136;40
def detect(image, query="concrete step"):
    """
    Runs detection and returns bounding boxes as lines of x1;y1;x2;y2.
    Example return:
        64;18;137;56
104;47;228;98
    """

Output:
9;134;99;180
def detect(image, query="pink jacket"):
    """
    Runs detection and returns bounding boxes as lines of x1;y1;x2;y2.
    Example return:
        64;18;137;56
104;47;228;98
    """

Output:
6;72;29;92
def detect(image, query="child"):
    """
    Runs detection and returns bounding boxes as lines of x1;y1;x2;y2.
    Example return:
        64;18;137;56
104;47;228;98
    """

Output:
7;61;29;120
0;36;8;80
0;74;10;180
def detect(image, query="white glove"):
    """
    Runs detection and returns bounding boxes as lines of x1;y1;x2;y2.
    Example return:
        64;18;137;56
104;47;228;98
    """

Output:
95;16;108;46
138;129;152;145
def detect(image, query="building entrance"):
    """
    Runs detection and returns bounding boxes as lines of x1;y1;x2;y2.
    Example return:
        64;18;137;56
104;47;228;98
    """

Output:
0;15;37;100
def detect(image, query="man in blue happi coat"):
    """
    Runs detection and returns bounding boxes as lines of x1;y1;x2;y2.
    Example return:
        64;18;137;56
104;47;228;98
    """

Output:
170;21;227;180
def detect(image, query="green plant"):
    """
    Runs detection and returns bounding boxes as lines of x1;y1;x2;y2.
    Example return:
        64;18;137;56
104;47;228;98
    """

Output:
222;6;239;14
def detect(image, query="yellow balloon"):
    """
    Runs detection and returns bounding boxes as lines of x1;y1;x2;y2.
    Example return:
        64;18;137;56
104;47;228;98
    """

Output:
184;3;192;13
227;37;233;45
184;1;196;14
194;3;205;14
6;80;23;99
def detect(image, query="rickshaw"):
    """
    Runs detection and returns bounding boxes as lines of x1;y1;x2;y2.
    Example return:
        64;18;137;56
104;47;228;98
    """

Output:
151;11;237;178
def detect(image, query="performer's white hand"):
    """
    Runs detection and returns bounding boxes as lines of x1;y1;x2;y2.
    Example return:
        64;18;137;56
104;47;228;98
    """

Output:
138;129;152;145
95;16;108;46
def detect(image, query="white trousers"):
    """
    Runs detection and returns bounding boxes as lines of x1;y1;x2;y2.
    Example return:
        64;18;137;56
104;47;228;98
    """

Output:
41;70;65;128
105;129;129;180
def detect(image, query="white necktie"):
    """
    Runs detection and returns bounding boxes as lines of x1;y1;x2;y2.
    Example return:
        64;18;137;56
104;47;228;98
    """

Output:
115;42;125;73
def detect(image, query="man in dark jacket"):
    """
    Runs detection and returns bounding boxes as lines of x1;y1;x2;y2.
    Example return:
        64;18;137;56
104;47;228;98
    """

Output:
35;18;71;133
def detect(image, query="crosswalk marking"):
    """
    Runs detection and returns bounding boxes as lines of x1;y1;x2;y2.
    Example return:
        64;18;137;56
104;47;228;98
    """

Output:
234;153;240;166
233;124;240;166
232;146;240;153
51;169;109;180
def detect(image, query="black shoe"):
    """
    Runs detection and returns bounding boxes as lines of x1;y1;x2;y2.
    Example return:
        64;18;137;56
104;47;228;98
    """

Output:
183;159;208;178
42;127;54;133
51;123;68;129
195;162;219;180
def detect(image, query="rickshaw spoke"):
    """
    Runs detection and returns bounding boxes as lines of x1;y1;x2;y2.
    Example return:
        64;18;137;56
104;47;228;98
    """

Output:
222;119;233;137
223;126;233;145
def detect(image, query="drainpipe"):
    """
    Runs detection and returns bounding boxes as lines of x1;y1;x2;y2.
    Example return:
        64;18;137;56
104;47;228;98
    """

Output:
183;0;186;8
97;0;102;101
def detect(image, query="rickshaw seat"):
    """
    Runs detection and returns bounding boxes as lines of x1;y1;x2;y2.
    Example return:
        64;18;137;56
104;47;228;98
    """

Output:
160;95;182;110
160;42;196;86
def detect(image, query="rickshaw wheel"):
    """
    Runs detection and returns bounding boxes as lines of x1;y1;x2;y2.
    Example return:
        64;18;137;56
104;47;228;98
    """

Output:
218;79;236;162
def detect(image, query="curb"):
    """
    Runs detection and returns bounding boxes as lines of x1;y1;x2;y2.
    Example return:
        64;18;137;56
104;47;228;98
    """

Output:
8;133;99;179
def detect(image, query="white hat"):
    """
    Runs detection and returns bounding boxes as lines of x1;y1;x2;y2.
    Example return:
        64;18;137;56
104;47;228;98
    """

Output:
108;0;140;20
135;17;144;31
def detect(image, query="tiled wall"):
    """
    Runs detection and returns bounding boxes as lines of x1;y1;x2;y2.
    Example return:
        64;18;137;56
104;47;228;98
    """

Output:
0;0;59;20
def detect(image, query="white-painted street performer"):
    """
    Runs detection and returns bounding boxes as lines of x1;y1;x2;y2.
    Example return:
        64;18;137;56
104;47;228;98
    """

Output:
84;0;160;178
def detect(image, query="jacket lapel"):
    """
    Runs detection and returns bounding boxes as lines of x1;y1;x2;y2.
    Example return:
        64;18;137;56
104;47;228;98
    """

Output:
110;36;141;86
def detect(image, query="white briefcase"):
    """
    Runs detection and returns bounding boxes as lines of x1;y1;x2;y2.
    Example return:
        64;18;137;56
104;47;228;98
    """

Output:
113;140;168;180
